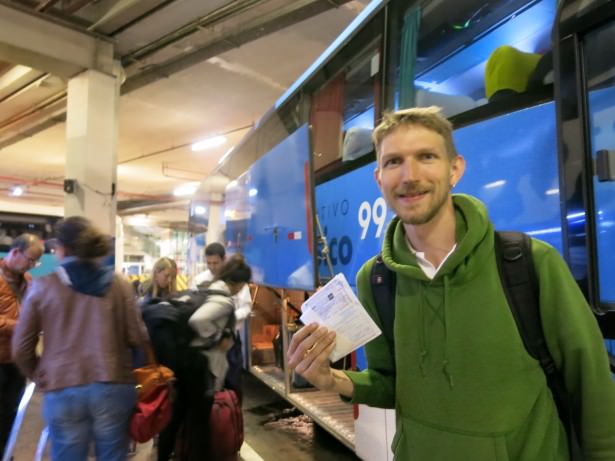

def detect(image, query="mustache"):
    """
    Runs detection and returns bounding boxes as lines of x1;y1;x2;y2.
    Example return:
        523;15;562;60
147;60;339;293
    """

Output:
395;182;430;195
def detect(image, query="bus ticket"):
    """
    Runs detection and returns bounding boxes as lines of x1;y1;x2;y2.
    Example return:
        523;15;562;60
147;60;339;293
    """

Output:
300;273;382;362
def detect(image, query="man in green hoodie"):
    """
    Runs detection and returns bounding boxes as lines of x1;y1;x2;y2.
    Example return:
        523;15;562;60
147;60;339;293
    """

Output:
288;106;615;460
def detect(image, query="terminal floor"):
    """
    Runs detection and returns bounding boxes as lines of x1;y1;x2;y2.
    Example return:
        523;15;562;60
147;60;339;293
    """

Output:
12;372;360;461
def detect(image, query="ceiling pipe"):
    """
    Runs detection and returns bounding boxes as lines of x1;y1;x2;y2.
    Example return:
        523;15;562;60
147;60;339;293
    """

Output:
63;0;98;14
108;0;179;36
120;0;263;64
35;0;61;12
0;175;63;188
87;0;151;31
0;175;170;200
117;199;190;216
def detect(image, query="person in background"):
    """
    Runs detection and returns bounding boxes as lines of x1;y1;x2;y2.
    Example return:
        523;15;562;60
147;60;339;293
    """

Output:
140;257;177;302
191;242;226;289
191;242;252;399
12;217;150;461
0;234;43;458
288;106;615;460
178;254;251;460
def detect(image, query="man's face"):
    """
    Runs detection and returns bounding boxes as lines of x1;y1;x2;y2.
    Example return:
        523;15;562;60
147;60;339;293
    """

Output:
206;254;224;277
7;245;43;274
375;125;464;226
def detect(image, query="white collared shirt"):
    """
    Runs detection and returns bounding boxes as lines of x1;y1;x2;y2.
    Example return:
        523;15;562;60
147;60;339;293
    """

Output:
406;239;457;280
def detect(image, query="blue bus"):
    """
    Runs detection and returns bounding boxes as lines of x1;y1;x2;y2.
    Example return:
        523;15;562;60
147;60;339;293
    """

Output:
191;0;615;458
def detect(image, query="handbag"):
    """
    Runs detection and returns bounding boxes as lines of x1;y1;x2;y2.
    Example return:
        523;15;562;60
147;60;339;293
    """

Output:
133;363;174;399
129;346;175;442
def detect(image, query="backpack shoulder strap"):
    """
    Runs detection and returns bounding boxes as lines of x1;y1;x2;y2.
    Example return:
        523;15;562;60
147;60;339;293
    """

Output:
494;231;551;369
370;254;396;355
494;231;581;459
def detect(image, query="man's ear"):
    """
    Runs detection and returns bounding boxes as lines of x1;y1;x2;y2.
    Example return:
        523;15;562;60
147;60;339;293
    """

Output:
374;166;382;191
450;154;466;188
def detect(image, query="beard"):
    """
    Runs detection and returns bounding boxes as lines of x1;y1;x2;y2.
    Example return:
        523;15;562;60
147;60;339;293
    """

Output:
393;182;450;225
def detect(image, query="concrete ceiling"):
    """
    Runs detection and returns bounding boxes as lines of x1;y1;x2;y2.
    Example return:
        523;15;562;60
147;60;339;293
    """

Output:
0;0;368;227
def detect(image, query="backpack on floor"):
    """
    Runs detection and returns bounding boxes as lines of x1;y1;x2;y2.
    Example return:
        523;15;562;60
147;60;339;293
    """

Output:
370;230;583;461
210;389;244;461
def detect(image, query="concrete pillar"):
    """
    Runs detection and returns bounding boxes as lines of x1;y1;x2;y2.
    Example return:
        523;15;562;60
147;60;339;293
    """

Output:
64;66;120;236
206;202;223;245
201;175;229;245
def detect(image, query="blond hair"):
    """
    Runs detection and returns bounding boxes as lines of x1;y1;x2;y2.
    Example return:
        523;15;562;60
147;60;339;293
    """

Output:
142;257;177;299
372;106;457;160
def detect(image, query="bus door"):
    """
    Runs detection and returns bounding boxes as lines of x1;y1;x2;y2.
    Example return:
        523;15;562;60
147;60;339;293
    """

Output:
554;0;615;340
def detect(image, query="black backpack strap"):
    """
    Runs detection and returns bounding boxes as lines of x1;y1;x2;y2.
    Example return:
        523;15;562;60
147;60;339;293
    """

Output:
370;255;396;356
494;231;548;367
495;231;582;459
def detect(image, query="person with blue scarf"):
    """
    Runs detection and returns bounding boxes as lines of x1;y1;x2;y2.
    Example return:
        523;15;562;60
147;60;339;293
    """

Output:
12;216;150;461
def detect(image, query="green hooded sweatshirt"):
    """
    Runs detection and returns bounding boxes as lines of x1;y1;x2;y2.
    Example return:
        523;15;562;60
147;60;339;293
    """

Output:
345;194;615;460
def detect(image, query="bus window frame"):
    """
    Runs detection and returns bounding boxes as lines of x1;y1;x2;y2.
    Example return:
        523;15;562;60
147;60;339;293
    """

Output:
554;0;615;316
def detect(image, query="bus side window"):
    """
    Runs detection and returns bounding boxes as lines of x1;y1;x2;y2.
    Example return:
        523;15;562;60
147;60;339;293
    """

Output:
311;74;345;171
311;45;381;170
406;0;557;115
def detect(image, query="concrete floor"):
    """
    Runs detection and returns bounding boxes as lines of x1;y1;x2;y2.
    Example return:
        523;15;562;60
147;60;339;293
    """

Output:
8;373;360;461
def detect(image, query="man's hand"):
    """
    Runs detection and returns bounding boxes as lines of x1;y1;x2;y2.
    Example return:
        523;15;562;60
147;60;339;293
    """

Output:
287;323;338;391
218;336;234;353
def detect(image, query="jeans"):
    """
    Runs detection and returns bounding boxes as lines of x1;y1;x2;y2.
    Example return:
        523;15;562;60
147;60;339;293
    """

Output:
43;382;136;461
0;363;25;458
225;333;243;402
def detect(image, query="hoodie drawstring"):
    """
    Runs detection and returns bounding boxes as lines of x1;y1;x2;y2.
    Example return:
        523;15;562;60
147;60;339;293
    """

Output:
441;276;454;389
417;283;428;376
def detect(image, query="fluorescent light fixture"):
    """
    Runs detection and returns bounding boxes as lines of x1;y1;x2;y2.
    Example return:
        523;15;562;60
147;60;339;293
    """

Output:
126;214;150;227
545;188;559;196
191;135;226;152
194;205;206;215
248;188;258;197
173;182;199;197
227;180;238;189
9;186;24;197
483;180;506;189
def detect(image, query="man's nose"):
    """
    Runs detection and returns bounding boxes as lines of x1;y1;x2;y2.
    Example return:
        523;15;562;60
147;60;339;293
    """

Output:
400;159;420;182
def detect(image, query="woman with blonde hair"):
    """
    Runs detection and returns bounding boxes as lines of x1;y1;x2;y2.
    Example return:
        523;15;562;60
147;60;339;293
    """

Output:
12;216;150;461
140;257;177;301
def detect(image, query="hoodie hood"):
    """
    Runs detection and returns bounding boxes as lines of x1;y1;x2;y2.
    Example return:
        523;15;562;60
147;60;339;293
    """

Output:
381;194;493;283
57;257;114;297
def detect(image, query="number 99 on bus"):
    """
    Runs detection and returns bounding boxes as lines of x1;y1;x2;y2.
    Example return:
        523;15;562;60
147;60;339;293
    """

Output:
358;198;388;240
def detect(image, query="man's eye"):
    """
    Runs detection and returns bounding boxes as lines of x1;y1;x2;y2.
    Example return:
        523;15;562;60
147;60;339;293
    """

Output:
384;158;401;167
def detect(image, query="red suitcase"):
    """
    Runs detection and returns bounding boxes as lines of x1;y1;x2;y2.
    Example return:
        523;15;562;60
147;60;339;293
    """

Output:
210;389;244;461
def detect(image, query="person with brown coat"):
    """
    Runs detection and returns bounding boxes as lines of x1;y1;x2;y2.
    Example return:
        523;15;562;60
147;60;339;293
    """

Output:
12;217;150;461
0;233;43;457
